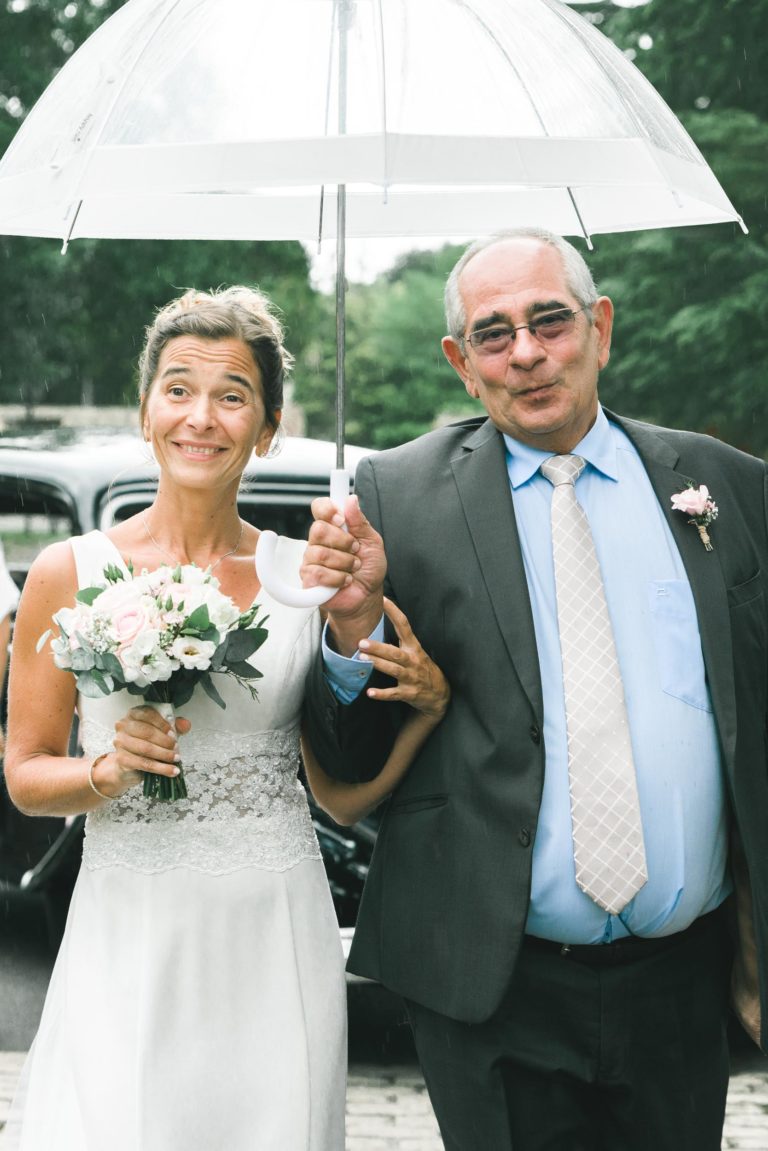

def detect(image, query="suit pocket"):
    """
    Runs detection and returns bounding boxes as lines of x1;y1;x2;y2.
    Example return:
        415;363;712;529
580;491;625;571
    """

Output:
726;571;762;608
389;793;448;814
649;579;712;713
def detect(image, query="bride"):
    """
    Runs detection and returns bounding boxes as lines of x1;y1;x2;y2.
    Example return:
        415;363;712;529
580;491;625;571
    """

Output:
3;286;450;1150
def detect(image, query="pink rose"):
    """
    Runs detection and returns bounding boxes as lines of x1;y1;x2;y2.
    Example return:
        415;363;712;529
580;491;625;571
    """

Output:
671;485;711;516
112;603;154;649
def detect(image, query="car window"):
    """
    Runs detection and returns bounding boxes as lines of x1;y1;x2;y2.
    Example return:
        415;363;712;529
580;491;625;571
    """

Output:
0;475;78;574
104;492;316;539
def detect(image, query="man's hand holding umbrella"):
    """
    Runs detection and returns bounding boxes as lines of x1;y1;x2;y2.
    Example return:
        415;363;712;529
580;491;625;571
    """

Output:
302;495;386;657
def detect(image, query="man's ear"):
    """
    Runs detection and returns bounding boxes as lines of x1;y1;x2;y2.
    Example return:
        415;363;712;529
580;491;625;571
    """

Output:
442;336;478;397
592;296;614;371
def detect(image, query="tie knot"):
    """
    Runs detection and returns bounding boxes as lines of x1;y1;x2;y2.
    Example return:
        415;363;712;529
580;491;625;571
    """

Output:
540;454;586;487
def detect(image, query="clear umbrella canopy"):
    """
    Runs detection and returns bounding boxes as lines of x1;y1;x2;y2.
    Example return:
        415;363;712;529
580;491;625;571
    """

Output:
0;0;745;606
0;0;743;245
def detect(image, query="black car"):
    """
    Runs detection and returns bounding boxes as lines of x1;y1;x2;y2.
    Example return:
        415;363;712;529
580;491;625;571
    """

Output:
0;424;376;948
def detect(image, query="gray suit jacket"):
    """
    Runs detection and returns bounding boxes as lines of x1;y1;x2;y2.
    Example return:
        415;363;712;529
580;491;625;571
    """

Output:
304;411;768;1035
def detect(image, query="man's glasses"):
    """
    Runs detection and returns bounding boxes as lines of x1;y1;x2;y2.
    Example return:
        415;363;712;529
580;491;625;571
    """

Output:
463;307;589;356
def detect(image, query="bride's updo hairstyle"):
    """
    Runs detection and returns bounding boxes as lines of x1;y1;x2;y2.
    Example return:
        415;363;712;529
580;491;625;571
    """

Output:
138;285;293;441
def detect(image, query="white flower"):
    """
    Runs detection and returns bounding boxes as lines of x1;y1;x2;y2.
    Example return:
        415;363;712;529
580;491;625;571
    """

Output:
142;649;179;683
206;595;240;631
117;629;164;681
178;564;217;588
170;636;217;670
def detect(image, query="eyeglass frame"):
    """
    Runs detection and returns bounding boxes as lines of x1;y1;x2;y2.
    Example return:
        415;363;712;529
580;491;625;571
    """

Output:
459;305;592;355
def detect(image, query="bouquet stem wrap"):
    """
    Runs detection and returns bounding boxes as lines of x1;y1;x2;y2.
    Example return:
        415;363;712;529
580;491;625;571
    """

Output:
143;701;188;801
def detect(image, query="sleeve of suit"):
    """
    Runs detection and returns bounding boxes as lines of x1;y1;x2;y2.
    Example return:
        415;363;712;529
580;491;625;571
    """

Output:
302;456;404;783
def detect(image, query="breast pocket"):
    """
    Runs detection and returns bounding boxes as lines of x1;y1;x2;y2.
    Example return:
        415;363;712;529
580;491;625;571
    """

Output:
649;579;713;713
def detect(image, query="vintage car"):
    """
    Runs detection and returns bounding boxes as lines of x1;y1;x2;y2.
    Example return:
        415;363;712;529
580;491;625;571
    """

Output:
0;424;376;949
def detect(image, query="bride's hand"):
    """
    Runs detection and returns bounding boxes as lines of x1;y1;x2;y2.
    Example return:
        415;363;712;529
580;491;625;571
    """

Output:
359;598;450;723
91;706;192;798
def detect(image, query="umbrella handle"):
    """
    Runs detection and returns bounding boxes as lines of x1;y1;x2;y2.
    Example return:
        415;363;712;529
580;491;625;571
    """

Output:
254;468;350;608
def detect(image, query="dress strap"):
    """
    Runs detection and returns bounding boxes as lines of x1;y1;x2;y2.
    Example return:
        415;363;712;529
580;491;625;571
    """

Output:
69;530;129;591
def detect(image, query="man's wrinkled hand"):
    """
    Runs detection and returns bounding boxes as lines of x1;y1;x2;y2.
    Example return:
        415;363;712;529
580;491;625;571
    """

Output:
302;495;386;649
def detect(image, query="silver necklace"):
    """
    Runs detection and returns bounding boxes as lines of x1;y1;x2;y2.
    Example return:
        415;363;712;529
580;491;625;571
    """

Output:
143;513;244;573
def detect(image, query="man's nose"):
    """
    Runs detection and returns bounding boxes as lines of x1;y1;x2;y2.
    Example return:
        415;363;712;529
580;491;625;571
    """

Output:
508;327;545;368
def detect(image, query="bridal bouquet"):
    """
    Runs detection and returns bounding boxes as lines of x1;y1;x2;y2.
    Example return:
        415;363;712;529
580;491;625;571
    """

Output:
39;561;269;801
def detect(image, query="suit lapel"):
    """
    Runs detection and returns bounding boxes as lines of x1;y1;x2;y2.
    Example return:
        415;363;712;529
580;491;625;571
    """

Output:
610;412;738;768
450;420;543;722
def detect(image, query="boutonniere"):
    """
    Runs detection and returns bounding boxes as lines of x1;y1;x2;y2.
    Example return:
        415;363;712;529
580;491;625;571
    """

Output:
670;484;718;551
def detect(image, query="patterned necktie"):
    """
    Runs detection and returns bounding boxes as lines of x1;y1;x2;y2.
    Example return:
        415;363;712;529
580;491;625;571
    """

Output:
540;454;647;915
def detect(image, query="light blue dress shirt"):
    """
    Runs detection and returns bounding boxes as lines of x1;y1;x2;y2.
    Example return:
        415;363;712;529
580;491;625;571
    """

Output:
324;408;730;942
509;408;729;941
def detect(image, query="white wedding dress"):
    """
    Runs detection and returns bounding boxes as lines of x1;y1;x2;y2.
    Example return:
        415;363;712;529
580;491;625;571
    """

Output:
6;531;347;1151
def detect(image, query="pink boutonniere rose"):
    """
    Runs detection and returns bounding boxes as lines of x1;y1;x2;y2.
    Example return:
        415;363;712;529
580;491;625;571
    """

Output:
671;484;718;551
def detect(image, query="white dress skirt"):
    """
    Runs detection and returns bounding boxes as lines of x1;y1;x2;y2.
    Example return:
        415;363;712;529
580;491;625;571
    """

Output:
5;531;347;1151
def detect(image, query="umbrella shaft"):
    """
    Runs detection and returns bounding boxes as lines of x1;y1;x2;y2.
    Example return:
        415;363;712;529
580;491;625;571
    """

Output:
335;182;346;472
334;0;351;472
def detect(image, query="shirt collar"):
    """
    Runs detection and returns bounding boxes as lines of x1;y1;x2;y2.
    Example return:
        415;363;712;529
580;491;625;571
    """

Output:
503;406;619;490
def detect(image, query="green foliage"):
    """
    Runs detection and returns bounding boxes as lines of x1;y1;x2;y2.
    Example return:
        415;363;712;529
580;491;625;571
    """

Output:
0;231;320;410
597;0;768;119
296;245;479;450
584;105;768;457
0;1;322;412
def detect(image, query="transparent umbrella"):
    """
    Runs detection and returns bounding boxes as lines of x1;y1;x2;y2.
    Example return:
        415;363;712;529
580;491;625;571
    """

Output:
0;0;745;604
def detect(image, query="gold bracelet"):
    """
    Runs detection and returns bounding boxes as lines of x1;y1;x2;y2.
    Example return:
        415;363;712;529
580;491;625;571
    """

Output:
88;752;113;801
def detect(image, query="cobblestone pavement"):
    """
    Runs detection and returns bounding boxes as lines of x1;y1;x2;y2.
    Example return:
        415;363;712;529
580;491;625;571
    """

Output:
0;1052;766;1149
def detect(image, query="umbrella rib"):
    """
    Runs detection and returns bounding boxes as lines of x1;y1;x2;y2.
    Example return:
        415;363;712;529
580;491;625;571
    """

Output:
567;188;593;250
455;1;549;136
61;199;83;255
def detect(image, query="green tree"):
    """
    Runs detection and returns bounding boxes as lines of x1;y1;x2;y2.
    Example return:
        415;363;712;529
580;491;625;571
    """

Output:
295;246;475;450
598;0;768;120
581;0;768;457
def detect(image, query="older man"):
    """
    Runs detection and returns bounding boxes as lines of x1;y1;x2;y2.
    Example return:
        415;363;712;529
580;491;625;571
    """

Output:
302;228;767;1151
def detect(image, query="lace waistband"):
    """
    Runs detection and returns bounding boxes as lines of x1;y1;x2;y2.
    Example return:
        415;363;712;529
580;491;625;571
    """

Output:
80;720;322;874
83;805;322;875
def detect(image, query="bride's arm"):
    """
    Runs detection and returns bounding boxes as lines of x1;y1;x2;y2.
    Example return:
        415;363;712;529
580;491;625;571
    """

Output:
301;598;449;826
5;544;184;816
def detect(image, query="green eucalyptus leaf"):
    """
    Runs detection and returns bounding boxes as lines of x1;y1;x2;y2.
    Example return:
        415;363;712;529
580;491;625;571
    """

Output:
75;586;103;606
199;673;227;709
183;605;211;632
70;646;96;671
76;670;111;698
225;628;267;662
169;678;196;708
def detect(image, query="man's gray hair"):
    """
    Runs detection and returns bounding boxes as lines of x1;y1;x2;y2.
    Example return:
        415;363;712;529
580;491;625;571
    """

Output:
444;227;599;341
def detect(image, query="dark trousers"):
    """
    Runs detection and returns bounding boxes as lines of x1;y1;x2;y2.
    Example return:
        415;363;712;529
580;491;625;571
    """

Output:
405;908;733;1151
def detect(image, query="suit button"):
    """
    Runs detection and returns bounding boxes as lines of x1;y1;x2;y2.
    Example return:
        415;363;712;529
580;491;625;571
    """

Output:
519;828;532;848
529;724;541;745
325;707;336;724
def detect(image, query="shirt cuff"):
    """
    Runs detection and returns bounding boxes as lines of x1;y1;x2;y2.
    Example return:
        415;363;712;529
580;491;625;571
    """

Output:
322;616;385;704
